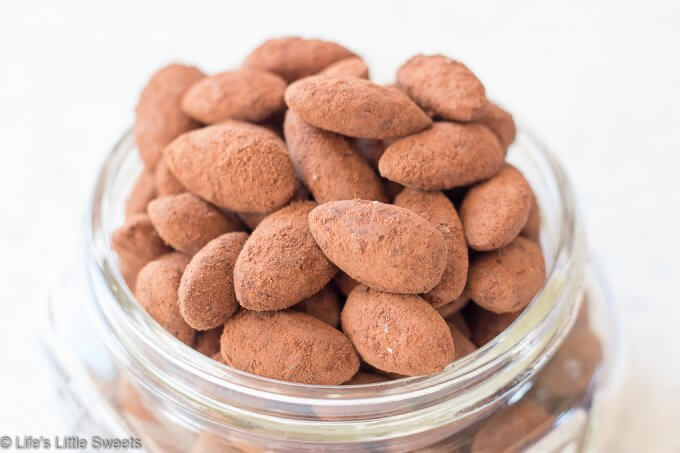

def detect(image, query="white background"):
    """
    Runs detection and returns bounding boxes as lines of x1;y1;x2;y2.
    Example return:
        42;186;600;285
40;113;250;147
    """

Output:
1;1;679;451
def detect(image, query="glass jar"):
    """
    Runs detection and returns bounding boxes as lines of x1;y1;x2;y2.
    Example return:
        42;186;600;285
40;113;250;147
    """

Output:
42;128;623;452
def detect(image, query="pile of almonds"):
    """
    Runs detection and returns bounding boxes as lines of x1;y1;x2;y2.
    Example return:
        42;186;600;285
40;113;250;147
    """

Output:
113;37;546;385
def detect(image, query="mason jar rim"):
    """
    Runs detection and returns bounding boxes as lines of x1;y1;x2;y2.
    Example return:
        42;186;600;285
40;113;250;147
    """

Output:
86;127;586;442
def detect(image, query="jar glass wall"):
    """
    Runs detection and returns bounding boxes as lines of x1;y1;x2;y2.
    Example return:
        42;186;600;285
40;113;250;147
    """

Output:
42;129;622;452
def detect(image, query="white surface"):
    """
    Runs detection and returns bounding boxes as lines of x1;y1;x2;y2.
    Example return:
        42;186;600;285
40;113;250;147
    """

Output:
1;0;678;451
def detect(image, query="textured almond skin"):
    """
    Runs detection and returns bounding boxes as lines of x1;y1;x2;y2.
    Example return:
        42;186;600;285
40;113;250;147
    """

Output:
178;232;248;330
521;189;541;242
234;202;337;311
461;165;532;251
134;64;204;170
285;76;432;139
396;54;487;121
154;156;185;196
181;70;286;124
471;400;554;453
242;37;356;82
193;327;223;357
283;110;387;203
318;57;369;79
235;180;310;230
468;305;522;346
148;193;242;255
220;310;359;384
135;253;195;345
341;286;454;376
216;119;284;145
165;125;296;213
112;213;168;288
125;170;156;219
294;284;342;327
378;122;504;190
468;237;546;313
478;101;516;151
394;188;468;306
309;199;448;294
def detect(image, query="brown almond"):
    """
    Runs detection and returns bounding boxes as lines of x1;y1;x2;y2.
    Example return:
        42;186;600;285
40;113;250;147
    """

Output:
135;253;195;345
181;70;286;124
447;320;476;359
193;326;223;357
471;400;554;453
478;101;517;151
235;179;310;230
521;189;541;242
283;110;387;203
242;37;356;82
294;284;342;328
178;232;249;330
234;201;337;311
308;199;448;294
341;286;454;376
216;119;284;145
468;237;546;313
220;310;359;384
112;213;168;288
468;305;522;347
437;290;471;319
461;165;532;251
165;125;296;213
285;76;432;139
334;271;359;297
394;188;468;306
134;64;204;170
125;170;156;219
318;57;369;79
396;54;487;121
148;193;242;255
344;371;389;385
154;155;185;196
378;122;504;190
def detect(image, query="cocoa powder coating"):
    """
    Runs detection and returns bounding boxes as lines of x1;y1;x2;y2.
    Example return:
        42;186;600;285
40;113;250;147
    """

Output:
478;101;517;152
178;232;249;330
242;37;356;82
285;76;432;139
283;110;387;203
344;371;389;385
394;188;468;306
234;201;337;311
181;70;287;124
134;253;195;345
147;192;241;255
378;122;504;190
154;155;185;196
318;57;369;79
468;237;546;313
521;189;541;242
165;125;296;213
295;284;342;328
308;199;448;294
220;310;359;384
396;54;487;121
461;165;532;251
112;213;168;288
134;64;204;170
341;286;454;376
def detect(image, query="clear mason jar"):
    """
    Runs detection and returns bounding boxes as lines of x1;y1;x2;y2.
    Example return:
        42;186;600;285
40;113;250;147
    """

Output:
42;128;623;452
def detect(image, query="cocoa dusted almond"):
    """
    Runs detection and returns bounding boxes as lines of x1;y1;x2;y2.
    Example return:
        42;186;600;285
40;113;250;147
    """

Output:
521;189;541;242
344;371;389;385
135;64;204;170
112;213;168;288
178;232;249;330
378;122;504;190
125;170;156;219
461;165;532;251
165;125;296;213
285;76;432;139
318;57;369;79
234;201;337;311
294;284;342;328
220;310;359;384
135;253;195;345
154;156;185;196
396;54;487;121
394;188;468;306
341;286;454;376
308;199;448;294
148;192;242;255
477;101;517;152
181;70;286;124
242;37;356;82
468;237;546;314
283;110;387;203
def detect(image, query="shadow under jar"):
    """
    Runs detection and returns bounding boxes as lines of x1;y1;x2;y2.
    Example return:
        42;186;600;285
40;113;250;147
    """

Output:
42;128;622;452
